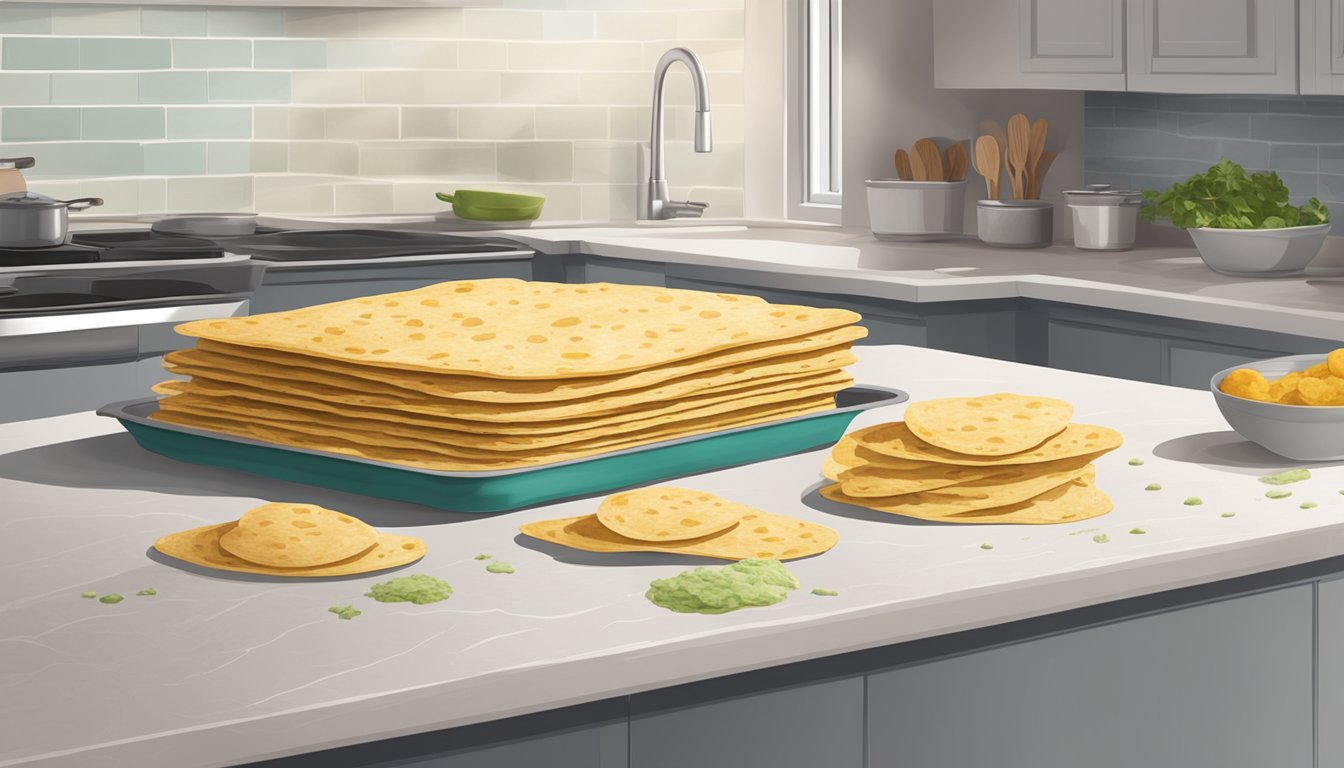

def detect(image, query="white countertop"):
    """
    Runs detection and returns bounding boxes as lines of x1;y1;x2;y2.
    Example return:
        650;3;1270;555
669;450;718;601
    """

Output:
5;345;1344;768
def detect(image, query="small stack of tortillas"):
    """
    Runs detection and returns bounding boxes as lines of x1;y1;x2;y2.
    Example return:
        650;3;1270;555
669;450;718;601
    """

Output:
822;394;1122;524
149;279;865;471
154;502;426;576
520;486;838;560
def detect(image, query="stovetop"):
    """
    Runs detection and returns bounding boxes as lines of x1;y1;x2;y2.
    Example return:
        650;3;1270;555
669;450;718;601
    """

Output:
0;231;227;267
217;228;529;262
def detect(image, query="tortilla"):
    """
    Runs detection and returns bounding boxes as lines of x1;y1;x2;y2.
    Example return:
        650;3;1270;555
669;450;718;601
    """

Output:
903;393;1073;456
520;509;838;561
154;522;425;577
595;487;745;542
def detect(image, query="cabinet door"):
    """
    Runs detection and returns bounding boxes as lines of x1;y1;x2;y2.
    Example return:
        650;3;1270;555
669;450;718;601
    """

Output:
1019;0;1125;74
1126;0;1298;93
1301;0;1344;93
1047;319;1165;383
1166;340;1281;389
867;585;1314;768
1319;578;1344;767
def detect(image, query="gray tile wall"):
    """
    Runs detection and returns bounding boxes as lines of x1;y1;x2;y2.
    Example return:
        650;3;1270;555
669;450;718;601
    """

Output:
0;2;745;220
1085;92;1344;233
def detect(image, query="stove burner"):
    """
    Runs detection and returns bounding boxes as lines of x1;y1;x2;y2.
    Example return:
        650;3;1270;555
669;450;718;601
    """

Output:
220;229;527;261
0;243;100;267
0;231;227;266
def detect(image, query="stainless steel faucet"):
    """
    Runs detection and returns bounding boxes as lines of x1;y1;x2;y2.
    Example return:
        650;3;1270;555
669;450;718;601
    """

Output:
644;47;712;220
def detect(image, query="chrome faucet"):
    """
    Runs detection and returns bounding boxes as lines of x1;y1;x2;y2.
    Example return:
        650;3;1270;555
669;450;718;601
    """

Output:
644;47;712;220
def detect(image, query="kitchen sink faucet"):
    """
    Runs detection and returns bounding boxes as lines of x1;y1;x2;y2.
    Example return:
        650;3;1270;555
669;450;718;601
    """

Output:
644;47;712;220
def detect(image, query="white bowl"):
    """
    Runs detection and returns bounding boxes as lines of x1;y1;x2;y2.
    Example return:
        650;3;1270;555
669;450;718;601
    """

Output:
1188;223;1329;276
1210;353;1344;460
865;179;967;241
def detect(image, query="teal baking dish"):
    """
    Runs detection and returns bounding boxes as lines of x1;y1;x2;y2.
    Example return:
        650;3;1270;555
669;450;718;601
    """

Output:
97;386;906;513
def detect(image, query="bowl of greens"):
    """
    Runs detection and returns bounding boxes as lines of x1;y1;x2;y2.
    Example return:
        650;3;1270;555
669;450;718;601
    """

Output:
1140;159;1331;276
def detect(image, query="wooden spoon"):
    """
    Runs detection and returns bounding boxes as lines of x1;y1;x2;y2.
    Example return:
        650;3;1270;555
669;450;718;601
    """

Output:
945;142;968;182
1030;150;1057;200
913;138;943;183
973;135;1000;199
1026;118;1048;200
894;149;913;181
1005;113;1030;200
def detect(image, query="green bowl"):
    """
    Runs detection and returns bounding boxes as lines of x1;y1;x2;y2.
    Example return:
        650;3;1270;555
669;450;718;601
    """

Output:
98;387;906;514
436;190;545;222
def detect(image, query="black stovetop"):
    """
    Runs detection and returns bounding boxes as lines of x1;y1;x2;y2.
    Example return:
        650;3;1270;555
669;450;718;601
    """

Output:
0;231;226;267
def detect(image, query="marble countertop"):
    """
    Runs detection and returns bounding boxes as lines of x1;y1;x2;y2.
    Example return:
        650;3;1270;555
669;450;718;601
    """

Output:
5;345;1344;767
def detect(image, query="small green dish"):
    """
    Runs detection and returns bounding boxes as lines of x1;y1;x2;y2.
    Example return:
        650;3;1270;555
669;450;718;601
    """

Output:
436;189;545;222
98;387;906;514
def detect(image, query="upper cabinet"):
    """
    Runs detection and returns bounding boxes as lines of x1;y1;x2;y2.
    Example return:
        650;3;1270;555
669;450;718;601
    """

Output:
936;0;1304;93
1301;0;1344;93
1127;0;1297;93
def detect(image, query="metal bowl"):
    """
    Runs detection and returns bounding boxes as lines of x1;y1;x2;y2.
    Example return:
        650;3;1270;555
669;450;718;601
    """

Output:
1210;353;1344;460
1188;224;1329;276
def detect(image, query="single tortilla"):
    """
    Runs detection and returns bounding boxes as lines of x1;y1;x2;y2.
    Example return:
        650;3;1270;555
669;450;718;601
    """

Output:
154;522;426;577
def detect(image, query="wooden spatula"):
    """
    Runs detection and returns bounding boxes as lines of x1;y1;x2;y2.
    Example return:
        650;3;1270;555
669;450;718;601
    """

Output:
894;149;913;181
1030;150;1057;200
973;135;1000;199
1005;114;1030;200
1026;118;1048;200
945;142;968;182
913;138;943;183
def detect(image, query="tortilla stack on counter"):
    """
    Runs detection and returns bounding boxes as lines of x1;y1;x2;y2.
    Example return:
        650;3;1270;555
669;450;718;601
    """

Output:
520;486;839;561
153;502;426;577
821;394;1122;524
150;279;866;471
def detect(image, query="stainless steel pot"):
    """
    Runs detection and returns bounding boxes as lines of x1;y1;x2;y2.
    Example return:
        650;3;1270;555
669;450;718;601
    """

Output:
1065;184;1144;250
0;192;103;248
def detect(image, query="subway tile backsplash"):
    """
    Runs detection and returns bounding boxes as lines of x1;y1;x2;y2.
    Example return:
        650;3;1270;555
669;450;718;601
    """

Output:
0;2;744;219
1085;92;1344;233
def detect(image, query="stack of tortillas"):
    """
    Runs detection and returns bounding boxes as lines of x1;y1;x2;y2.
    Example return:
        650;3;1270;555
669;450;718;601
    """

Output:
520;486;838;560
154;502;426;576
822;394;1122;524
150;279;865;471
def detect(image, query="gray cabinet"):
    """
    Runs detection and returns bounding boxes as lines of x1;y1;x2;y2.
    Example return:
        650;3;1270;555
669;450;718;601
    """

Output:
1047;318;1165;383
1300;0;1344;93
868;585;1314;768
1319;578;1344;767
1126;0;1298;93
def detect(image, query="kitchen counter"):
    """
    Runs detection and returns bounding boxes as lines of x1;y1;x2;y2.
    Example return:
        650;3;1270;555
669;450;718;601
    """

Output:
5;345;1344;767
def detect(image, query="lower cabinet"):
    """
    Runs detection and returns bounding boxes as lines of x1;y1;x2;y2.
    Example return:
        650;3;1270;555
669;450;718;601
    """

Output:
248;259;532;314
1318;578;1344;768
867;585;1314;768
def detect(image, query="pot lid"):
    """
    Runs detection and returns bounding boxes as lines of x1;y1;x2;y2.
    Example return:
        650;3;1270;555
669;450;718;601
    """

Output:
1063;183;1144;205
0;192;102;210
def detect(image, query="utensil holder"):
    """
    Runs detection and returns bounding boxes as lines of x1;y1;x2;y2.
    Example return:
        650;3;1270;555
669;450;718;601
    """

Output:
976;200;1053;248
866;179;967;241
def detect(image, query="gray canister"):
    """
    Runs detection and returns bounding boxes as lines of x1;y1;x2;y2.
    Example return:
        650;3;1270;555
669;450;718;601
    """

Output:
976;200;1054;248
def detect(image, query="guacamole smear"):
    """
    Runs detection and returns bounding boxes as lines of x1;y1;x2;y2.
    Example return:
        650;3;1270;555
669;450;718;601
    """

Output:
1128;458;1145;466
80;591;96;599
365;574;453;605
485;560;515;574
646;558;799;615
328;604;361;620
1259;468;1311;485
99;593;124;604
811;588;839;597
1266;489;1293;500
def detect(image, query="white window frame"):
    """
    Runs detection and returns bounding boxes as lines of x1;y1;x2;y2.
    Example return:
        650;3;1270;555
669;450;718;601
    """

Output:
786;0;842;223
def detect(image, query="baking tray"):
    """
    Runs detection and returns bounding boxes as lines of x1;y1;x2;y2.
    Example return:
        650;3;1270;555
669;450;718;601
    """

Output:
98;386;907;513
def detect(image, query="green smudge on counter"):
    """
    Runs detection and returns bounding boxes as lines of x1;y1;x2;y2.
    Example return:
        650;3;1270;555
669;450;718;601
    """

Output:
485;560;515;574
1145;483;1162;491
979;542;994;550
1129;527;1146;535
80;591;96;599
1092;534;1110;544
1259;468;1311;486
1222;512;1237;518
1128;458;1145;466
365;574;453;605
99;594;124;604
474;553;492;560
1183;497;1202;506
1069;527;1099;536
328;604;361;620
1266;489;1293;500
811;588;839;597
646;559;799;615
1302;502;1319;509
136;588;156;597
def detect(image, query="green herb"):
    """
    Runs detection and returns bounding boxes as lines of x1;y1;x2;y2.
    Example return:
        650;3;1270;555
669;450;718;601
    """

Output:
135;588;156;597
473;553;492;560
485;560;515;574
811;588;839;597
1222;512;1237;518
328;604;361;620
1145;483;1162;491
979;543;994;550
1302;502;1319;510
1183;497;1202;506
99;594;124;604
1259;468;1311;485
1128;458;1145;466
1092;534;1110;544
1266;489;1293;499
365;574;453;605
80;591;97;599
1129;527;1147;535
1140;159;1330;229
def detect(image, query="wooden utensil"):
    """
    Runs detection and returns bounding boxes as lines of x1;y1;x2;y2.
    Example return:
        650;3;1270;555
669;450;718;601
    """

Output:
1026;118;1048;200
945;142;968;182
913;138;943;183
973;135;1000;199
1005;113;1030;200
894;149;913;181
1030;150;1057;200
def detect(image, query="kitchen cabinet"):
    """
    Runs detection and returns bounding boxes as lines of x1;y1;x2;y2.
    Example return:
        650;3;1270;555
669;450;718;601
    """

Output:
1126;0;1298;93
1300;0;1344;93
248;259;532;314
867;585;1314;768
934;0;1127;90
1318;578;1344;768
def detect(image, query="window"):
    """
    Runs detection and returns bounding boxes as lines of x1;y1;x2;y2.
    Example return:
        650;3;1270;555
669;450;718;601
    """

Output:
788;0;842;222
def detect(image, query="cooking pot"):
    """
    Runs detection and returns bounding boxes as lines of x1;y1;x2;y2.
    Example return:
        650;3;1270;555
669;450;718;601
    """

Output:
0;192;103;248
435;189;545;221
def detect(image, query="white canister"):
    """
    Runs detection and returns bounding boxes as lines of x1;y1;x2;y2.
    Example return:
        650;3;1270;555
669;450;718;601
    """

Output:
865;179;967;241
1065;184;1145;250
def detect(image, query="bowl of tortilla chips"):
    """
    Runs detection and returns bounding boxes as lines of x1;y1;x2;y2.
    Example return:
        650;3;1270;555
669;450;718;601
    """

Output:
1213;351;1344;460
